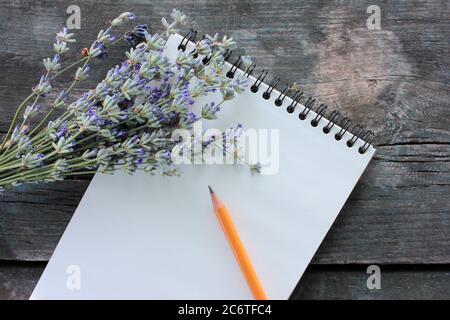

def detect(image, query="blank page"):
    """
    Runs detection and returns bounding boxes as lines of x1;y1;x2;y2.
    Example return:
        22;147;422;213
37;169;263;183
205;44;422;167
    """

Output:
31;34;375;299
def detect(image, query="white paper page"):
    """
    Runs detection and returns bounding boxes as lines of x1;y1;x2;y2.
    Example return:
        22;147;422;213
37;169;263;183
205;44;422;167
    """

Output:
31;34;375;300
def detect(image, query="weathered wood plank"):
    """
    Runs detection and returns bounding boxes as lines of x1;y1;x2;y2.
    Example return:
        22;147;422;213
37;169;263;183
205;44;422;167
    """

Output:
0;262;45;300
0;0;449;300
1;0;449;143
1;143;449;263
292;265;450;300
0;0;449;267
1;262;449;300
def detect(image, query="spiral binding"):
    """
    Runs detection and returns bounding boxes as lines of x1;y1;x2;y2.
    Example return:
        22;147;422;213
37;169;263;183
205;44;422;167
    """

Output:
346;124;364;147
335;117;352;141
262;77;280;100
275;85;290;107
178;29;197;51
299;97;315;120
177;31;374;154
244;64;256;77
311;104;327;127
359;131;374;154
323;111;340;134
286;92;304;113
250;70;268;93
226;56;242;79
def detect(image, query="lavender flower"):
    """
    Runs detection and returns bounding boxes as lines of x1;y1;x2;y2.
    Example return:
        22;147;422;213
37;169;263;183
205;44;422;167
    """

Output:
155;149;172;163
121;77;144;99
124;24;149;47
75;64;90;81
97;29;115;45
21;153;44;169
111;12;136;27
170;9;187;26
53;39;69;54
32;76;52;96
56;28;76;43
179;112;199;128
126;47;145;65
241;55;253;69
201;102;220;120
53;90;67;109
217;35;237;51
53;159;69;172
23;104;41;120
195;38;213;56
0;10;254;191
82;149;98;160
43;55;61;73
161;17;178;37
141;33;166;50
89;41;108;58
17;136;32;155
52;137;75;154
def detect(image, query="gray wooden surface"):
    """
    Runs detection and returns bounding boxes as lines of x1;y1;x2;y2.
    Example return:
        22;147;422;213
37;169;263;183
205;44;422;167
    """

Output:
0;0;449;299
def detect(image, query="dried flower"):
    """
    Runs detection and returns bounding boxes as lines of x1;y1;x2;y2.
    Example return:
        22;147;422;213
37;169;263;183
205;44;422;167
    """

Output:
170;9;187;26
23;104;41;120
43;55;61;73
75;65;90;81
89;41;108;58
56;28;76;43
32;75;52;96
111;12;136;27
241;55;252;69
201;102;220;120
0;10;254;191
124;24;149;47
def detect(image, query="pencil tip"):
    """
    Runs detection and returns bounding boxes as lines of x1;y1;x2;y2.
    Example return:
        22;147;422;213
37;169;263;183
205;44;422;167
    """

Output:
208;185;214;194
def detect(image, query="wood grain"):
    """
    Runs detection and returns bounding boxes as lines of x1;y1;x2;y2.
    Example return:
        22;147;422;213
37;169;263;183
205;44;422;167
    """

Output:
0;0;449;298
1;151;449;264
292;265;450;300
1;262;449;300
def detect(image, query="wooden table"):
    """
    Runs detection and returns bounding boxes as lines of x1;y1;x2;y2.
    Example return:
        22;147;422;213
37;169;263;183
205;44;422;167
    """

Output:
0;0;449;299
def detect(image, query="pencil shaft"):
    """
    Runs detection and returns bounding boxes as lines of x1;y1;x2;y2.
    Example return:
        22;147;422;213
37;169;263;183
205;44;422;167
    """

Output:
210;191;266;300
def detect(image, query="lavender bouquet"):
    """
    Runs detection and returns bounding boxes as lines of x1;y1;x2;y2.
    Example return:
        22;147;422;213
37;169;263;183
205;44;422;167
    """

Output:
0;10;252;191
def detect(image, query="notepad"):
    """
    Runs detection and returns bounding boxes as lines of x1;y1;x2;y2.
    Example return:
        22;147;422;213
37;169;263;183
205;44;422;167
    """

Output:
31;33;375;299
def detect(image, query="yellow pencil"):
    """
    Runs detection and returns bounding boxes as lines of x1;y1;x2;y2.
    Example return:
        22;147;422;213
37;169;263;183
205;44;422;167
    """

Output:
208;186;267;300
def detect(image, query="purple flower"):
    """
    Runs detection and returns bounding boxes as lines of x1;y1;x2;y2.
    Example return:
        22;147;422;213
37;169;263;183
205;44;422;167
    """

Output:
181;112;198;125
111;62;128;78
118;98;134;110
33;75;52;96
174;85;194;108
117;129;127;137
53;54;60;63
33;153;45;160
145;86;164;104
80;91;91;100
155;149;171;162
203;135;218;147
56;125;67;139
128;135;139;145
161;150;171;159
2;12;254;187
92;41;108;58
86;108;99;122
137;147;145;157
201;101;220;120
124;24;149;47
